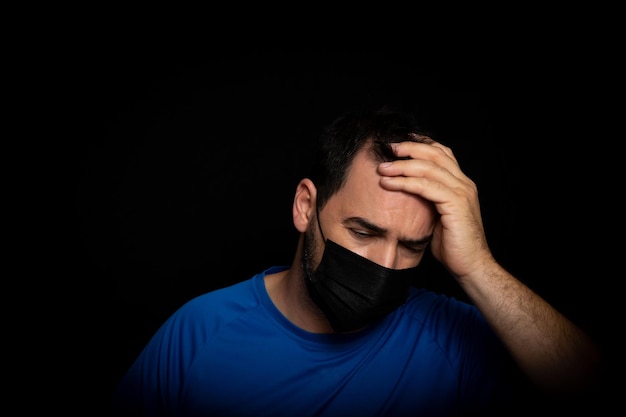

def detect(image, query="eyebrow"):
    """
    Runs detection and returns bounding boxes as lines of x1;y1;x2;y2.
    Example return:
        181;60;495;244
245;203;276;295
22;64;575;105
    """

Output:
344;217;433;246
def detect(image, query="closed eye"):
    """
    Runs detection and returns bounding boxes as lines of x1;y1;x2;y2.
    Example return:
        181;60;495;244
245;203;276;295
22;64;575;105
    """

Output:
349;229;429;255
401;242;428;254
349;228;376;239
343;217;432;254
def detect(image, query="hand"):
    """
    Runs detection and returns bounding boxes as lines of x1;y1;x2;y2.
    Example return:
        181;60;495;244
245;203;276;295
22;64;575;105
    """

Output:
379;140;604;397
377;140;493;280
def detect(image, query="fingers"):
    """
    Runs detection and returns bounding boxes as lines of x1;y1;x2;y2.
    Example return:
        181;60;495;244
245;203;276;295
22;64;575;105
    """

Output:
377;141;474;205
391;141;459;171
378;141;462;183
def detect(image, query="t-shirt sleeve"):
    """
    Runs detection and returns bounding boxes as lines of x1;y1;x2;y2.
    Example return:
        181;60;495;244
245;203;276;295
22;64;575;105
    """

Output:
111;296;217;417
404;290;535;413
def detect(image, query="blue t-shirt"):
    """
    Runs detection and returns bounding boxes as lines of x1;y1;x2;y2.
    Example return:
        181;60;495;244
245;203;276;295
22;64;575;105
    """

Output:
112;266;521;416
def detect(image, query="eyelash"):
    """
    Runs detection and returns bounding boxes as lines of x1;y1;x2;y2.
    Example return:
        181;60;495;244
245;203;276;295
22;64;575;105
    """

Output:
351;229;372;238
403;245;425;255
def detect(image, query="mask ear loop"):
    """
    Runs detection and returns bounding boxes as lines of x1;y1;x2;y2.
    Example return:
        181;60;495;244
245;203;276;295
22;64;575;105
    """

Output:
315;202;327;242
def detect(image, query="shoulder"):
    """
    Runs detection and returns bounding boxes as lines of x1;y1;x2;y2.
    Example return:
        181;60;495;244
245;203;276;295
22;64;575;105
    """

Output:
137;274;262;359
174;275;259;324
404;287;478;314
401;287;490;336
166;266;286;331
395;288;509;377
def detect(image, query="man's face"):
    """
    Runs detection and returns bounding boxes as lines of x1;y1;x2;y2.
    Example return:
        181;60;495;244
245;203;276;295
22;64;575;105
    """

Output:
310;146;437;271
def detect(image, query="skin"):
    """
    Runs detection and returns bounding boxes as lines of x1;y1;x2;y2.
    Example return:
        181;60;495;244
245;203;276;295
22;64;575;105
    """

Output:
265;140;602;398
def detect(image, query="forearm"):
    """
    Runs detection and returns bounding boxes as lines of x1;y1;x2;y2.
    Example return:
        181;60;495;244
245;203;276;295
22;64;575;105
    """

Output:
458;259;602;397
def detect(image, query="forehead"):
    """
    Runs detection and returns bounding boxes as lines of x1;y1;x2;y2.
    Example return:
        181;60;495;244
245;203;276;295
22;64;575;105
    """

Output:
327;147;436;236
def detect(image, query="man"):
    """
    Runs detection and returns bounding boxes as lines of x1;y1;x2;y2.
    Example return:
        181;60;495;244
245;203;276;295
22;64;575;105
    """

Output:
112;107;601;416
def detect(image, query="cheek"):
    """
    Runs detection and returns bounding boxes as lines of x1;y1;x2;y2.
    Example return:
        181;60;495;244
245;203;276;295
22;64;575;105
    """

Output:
304;223;326;268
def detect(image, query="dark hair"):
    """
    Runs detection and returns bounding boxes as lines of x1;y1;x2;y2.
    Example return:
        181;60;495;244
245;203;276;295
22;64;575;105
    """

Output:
310;106;433;210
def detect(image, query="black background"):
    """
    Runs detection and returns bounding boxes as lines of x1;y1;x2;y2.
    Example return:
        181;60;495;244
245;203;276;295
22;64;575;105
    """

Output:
43;40;620;412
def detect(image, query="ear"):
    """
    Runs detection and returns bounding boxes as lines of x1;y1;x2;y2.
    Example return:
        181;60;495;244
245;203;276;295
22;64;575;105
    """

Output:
292;178;316;233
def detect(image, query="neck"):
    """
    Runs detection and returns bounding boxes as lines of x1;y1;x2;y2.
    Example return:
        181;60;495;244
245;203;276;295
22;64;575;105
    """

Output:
264;245;334;334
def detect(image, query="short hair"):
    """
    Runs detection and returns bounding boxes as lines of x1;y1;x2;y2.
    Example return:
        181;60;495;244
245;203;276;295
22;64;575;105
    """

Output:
309;106;433;210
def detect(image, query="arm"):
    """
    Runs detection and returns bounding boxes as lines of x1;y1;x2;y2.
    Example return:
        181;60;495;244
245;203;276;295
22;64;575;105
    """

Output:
377;141;602;397
456;255;601;396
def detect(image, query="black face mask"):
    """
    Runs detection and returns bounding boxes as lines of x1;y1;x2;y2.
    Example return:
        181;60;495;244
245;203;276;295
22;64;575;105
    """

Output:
305;236;418;333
